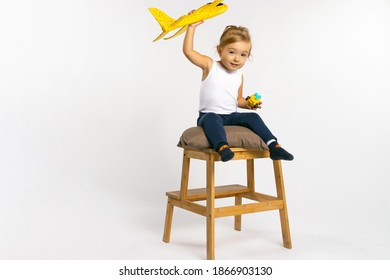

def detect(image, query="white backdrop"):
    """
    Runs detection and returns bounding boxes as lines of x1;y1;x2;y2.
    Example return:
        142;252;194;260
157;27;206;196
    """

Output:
1;0;389;259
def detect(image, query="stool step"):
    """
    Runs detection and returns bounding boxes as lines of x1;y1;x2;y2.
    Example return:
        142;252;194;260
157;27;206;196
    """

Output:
166;184;250;201
215;200;284;218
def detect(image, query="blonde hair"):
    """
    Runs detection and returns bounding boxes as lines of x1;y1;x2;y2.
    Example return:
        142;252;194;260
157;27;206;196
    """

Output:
218;25;252;54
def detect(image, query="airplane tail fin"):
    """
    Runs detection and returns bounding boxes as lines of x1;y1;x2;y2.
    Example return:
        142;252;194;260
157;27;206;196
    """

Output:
148;8;175;32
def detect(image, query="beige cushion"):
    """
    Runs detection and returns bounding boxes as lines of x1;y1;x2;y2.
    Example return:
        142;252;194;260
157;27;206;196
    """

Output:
178;126;268;150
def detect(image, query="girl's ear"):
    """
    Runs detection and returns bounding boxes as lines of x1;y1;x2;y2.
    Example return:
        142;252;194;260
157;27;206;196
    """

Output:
217;46;222;57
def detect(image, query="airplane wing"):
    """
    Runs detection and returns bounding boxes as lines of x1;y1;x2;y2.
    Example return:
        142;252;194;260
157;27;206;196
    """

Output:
153;31;169;42
163;26;188;40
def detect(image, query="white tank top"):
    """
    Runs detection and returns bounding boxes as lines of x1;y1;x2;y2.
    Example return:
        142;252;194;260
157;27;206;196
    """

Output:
199;61;242;114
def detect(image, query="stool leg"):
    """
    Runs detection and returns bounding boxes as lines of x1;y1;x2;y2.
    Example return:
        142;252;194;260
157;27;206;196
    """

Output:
163;150;190;243
180;151;190;200
234;195;242;231
246;159;255;192
206;156;215;260
273;160;292;249
234;159;255;231
163;197;174;243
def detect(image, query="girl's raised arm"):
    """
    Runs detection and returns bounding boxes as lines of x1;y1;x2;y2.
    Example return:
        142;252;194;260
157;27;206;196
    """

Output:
183;22;213;78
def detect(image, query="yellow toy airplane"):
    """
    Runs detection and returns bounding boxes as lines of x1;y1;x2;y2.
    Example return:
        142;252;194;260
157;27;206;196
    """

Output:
149;0;228;42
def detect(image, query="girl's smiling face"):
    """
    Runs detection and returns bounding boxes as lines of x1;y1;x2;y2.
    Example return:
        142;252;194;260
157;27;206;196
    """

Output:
217;41;251;71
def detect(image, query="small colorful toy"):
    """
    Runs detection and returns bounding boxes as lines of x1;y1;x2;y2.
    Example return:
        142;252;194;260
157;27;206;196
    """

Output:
246;92;262;109
149;0;228;42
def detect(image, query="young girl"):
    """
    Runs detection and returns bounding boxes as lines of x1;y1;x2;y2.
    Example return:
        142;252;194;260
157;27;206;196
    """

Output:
183;20;294;162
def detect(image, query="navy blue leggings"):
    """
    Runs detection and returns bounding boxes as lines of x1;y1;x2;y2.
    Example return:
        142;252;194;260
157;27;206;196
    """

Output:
197;112;277;151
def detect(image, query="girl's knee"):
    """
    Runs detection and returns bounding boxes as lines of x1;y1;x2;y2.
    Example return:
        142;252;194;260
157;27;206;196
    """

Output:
246;112;261;122
242;113;267;129
199;112;221;125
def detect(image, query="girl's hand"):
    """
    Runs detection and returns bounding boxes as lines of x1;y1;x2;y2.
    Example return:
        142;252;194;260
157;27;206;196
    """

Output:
238;97;262;110
189;20;204;28
247;105;261;110
251;101;262;110
245;100;262;110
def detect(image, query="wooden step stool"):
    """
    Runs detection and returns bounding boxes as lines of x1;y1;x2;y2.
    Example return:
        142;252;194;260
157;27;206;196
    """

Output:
162;127;292;259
